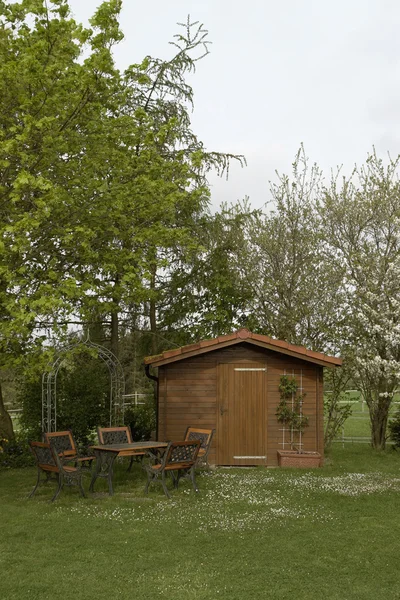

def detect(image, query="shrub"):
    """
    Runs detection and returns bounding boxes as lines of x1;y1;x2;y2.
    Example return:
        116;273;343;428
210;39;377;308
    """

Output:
124;398;156;441
19;349;111;447
323;366;353;450
388;409;400;448
0;431;34;469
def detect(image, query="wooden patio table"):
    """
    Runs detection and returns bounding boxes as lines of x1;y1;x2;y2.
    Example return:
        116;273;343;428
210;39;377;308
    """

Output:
89;441;168;496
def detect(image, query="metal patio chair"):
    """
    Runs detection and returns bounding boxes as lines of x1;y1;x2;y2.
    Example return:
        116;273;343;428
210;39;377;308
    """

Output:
144;439;201;499
97;426;145;471
29;441;86;502
184;427;215;468
44;430;95;470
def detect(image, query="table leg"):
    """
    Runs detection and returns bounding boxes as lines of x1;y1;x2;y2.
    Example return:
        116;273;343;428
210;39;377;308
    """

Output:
89;450;118;495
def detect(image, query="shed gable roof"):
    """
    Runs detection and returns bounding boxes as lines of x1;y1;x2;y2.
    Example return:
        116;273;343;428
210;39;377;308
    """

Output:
144;329;342;368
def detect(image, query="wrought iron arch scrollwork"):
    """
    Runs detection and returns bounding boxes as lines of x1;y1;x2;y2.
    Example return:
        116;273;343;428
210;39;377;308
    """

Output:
41;336;125;434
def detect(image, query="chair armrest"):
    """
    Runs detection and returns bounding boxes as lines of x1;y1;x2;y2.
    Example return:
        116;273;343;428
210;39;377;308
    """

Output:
59;453;77;464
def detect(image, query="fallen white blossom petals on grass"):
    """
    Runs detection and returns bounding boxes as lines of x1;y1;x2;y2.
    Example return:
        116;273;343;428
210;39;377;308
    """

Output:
52;470;400;533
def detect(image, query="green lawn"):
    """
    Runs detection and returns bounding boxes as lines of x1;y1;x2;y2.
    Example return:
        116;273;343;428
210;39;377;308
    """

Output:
1;446;400;600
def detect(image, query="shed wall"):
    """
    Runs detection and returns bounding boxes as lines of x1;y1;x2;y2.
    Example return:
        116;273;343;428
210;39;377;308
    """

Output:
157;343;323;466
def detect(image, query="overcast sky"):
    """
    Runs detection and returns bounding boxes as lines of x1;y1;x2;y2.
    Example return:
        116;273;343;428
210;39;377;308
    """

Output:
68;0;400;210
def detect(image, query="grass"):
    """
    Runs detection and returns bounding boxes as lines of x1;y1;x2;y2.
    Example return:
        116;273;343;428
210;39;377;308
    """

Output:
1;446;400;600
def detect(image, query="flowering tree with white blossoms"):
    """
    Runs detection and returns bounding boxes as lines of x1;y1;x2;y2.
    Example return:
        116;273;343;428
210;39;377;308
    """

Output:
351;276;400;449
321;152;400;449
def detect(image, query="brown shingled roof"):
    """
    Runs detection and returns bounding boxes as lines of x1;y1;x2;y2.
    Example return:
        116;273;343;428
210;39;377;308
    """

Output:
144;328;342;368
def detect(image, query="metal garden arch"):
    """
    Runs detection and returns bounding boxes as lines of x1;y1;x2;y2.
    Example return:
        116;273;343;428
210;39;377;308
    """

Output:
41;336;125;434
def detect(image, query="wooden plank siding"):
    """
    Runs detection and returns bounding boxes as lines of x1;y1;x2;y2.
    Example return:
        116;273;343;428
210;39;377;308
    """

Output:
156;342;324;466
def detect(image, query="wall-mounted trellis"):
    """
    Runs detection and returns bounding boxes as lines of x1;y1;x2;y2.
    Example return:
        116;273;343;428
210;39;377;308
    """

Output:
41;336;125;434
279;369;304;451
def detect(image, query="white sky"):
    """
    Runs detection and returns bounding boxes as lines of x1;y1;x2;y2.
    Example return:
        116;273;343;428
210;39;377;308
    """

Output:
68;0;400;210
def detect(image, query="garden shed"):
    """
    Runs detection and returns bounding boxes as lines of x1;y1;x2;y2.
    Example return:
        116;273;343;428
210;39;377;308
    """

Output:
144;329;341;467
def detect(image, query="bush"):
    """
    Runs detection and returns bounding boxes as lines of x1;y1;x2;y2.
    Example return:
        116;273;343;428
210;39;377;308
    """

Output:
124;398;156;441
0;431;34;469
324;367;353;450
19;349;111;447
388;409;400;448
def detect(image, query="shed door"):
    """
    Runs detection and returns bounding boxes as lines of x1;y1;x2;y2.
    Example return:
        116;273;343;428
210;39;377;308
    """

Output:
217;363;267;465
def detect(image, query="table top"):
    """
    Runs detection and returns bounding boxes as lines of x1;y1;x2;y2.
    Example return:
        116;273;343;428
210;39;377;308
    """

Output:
90;441;168;453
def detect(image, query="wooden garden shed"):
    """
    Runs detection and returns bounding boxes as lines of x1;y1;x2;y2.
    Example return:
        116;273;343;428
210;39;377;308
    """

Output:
144;329;341;467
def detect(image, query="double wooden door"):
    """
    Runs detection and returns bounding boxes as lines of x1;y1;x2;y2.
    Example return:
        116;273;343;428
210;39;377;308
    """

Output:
217;363;267;465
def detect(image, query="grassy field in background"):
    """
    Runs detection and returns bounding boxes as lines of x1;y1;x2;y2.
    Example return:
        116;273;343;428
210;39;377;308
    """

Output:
1;445;400;600
326;391;400;441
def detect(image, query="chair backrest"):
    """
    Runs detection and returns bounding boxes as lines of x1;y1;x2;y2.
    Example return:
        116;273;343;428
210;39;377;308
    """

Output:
44;431;76;458
29;441;58;471
184;427;214;451
97;426;133;445
162;440;200;468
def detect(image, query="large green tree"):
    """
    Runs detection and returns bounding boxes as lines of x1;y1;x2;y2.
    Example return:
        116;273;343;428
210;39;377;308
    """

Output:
0;1;243;436
152;202;254;343
1;0;118;436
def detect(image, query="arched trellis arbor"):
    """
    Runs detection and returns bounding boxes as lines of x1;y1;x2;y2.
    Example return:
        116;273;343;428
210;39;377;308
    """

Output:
41;337;125;434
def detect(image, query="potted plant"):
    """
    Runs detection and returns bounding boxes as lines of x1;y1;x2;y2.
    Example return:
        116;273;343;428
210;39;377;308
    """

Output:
276;374;321;467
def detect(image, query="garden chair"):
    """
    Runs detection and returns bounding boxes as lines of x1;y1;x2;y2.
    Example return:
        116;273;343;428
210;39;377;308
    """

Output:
97;426;145;471
184;427;215;468
144;439;200;499
29;441;86;502
44;430;95;470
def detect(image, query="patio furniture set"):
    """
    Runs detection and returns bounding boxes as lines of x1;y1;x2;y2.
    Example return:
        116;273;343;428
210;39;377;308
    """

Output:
28;426;214;502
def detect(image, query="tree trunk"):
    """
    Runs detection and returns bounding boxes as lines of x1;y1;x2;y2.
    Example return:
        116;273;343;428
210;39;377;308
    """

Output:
149;298;157;355
149;261;158;355
362;380;393;451
370;409;389;450
0;380;14;441
110;309;119;360
110;274;120;359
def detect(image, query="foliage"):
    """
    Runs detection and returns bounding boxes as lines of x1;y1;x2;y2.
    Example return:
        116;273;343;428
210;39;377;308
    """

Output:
0;0;128;434
0;1;243;437
388;408;400;448
19;347;110;446
123;398;156;441
323;364;353;449
0;1;242;355
233;147;344;349
320;151;400;449
0;430;33;468
276;374;308;450
0;378;14;440
154;201;254;341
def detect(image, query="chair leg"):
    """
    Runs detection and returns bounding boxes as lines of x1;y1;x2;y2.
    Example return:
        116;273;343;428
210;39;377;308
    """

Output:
144;472;152;495
78;477;86;498
171;470;179;489
51;474;63;502
29;469;41;498
127;456;134;472
161;471;171;499
190;466;199;493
